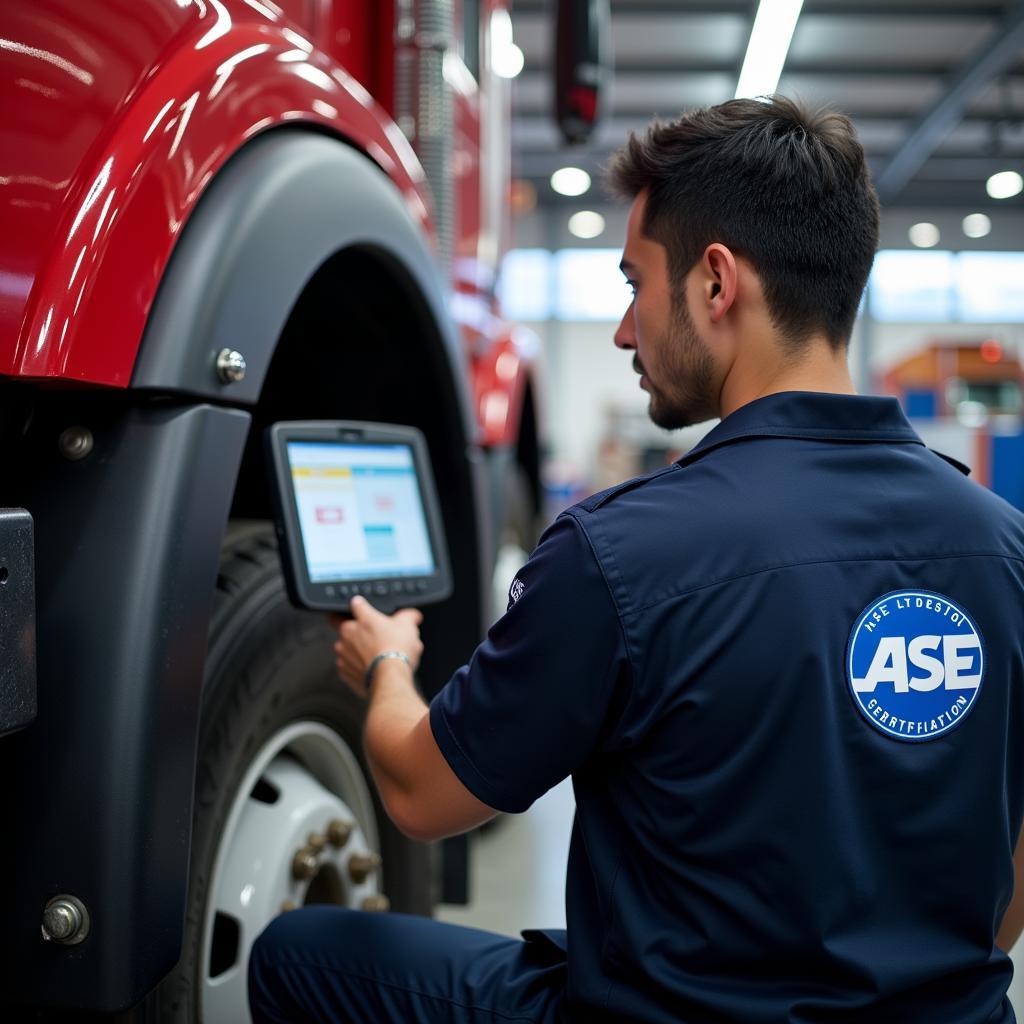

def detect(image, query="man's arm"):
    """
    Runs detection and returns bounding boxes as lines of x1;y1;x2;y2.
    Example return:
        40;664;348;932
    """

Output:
334;596;498;842
997;830;1024;952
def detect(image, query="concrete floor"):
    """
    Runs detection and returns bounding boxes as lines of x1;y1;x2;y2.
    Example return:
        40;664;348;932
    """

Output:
437;777;575;937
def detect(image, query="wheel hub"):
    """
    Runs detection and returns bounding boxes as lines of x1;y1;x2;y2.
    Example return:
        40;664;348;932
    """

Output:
200;722;384;1021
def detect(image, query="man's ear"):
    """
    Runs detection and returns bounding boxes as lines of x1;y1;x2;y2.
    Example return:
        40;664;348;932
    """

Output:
701;244;739;324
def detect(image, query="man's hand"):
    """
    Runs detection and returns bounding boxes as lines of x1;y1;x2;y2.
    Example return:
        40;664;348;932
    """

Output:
333;595;424;698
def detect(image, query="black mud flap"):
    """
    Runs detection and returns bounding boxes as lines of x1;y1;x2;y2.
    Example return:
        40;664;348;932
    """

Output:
0;509;35;737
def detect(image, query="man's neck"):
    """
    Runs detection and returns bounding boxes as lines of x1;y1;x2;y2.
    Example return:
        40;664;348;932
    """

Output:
719;338;856;420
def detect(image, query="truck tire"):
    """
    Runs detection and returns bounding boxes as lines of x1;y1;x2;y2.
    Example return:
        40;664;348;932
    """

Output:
154;523;432;1023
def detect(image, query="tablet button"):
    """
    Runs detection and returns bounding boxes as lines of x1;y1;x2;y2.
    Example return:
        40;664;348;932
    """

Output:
325;586;336;598
374;582;388;596
415;580;428;593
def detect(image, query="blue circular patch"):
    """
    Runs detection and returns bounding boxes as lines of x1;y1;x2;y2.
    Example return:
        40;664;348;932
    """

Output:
846;590;985;742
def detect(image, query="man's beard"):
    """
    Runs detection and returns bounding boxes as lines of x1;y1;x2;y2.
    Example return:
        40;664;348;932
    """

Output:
637;298;717;430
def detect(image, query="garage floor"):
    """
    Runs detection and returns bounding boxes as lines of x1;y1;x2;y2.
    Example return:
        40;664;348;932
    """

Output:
437;777;574;936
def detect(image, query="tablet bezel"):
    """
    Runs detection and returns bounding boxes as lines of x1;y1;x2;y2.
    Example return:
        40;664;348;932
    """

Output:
266;420;453;613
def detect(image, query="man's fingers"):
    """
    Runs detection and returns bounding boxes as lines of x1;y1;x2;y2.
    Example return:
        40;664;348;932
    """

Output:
395;607;424;626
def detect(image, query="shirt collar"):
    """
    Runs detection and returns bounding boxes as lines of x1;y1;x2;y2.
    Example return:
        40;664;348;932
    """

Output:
680;391;925;468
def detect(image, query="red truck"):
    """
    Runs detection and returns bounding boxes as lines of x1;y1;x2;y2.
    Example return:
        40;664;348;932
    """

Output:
0;1;603;1018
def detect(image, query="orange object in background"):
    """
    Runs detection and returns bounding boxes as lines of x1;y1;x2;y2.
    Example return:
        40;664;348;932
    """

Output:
881;342;1024;504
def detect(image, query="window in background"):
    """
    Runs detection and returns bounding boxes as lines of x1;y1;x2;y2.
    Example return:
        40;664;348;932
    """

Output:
554;249;632;320
497;249;553;321
956;253;1024;322
869;250;956;322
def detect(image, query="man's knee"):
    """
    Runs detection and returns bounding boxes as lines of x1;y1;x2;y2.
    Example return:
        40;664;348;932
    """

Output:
248;907;364;1022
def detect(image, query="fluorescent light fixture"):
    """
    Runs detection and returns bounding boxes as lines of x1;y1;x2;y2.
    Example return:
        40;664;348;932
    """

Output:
735;0;804;100
962;213;991;239
986;170;1023;200
909;222;940;248
568;211;605;239
550;167;591;196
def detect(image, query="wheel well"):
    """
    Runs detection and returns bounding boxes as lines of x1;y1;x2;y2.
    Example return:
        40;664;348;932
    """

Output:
228;245;484;694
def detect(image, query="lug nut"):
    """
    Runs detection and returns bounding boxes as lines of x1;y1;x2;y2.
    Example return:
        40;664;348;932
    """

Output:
280;900;297;913
327;819;354;848
348;851;381;884
307;832;327;852
292;847;319;880
41;895;90;945
361;894;390;912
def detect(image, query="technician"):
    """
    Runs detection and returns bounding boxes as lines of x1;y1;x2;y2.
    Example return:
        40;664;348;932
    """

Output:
249;97;1024;1023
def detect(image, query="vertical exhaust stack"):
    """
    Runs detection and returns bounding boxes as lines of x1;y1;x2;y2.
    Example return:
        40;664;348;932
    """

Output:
555;0;611;146
395;0;455;272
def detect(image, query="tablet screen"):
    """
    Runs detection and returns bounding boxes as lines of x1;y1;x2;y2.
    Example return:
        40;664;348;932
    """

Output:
286;441;436;583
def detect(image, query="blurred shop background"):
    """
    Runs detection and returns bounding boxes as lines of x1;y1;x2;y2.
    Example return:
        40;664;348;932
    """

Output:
441;0;1024;998
496;0;1024;521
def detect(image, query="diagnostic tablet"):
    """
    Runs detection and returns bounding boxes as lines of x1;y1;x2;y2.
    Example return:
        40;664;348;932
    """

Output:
266;421;452;613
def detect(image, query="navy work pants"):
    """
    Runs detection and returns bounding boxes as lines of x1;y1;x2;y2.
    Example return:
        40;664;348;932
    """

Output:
248;906;568;1023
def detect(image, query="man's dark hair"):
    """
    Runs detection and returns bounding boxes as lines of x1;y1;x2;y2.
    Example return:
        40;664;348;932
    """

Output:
606;96;879;350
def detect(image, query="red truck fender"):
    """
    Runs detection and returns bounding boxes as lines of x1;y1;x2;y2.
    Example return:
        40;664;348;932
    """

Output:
2;0;432;387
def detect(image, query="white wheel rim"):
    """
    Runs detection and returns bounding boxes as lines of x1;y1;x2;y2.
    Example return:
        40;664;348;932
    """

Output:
199;720;380;1022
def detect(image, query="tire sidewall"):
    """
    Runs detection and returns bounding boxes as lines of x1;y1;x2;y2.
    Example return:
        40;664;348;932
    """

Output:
156;534;431;1023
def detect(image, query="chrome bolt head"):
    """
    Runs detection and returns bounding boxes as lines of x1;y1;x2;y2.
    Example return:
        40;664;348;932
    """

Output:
326;819;353;848
292;847;319;880
216;348;247;384
361;894;390;913
348;851;382;884
41;896;89;945
58;426;94;461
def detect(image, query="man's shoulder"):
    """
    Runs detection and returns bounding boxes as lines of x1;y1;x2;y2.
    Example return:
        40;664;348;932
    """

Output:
568;463;682;518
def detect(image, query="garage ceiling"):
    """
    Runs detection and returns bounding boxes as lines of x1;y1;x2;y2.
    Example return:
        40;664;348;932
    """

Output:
510;0;1024;210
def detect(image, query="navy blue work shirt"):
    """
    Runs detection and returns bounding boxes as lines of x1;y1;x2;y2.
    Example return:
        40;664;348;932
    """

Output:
430;391;1024;1023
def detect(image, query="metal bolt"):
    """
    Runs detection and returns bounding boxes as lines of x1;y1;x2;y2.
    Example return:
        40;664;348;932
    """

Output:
307;832;327;853
326;819;353;848
41;896;90;945
360;894;390;913
348;851;381;885
292;847;319;880
58;427;94;461
280;900;297;913
216;348;247;384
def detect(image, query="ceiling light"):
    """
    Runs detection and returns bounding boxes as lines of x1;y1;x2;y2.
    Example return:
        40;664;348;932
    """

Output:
735;0;805;100
568;210;605;239
491;10;524;79
551;167;591;197
909;222;940;248
962;213;992;239
986;170;1023;200
493;43;524;78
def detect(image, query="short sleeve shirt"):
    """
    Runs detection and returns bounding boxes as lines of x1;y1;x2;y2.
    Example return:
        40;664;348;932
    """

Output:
430;392;1024;1024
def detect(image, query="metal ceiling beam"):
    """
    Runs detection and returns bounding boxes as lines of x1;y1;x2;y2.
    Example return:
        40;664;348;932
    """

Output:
512;2;1003;16
518;62;1024;79
875;0;1024;202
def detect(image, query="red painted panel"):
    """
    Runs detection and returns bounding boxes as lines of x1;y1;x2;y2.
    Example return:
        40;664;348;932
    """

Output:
0;0;431;386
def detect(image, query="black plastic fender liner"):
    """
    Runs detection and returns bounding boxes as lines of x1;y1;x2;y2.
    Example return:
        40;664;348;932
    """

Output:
130;124;493;680
131;128;473;439
0;401;250;1013
0;508;35;737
